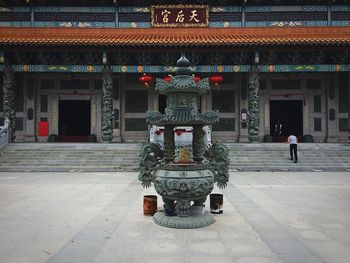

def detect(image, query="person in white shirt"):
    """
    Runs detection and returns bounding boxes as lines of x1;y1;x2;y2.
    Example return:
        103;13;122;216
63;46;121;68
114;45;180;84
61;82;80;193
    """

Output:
287;134;298;163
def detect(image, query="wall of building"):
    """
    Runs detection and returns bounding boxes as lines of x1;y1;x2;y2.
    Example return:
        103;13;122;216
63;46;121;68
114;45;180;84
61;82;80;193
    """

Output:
0;71;349;143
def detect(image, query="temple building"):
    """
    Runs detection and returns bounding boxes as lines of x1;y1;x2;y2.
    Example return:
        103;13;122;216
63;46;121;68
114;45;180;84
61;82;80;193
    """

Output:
0;0;349;143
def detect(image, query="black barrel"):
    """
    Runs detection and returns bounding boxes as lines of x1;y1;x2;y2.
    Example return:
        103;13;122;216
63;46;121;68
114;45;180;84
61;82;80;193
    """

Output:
210;193;223;214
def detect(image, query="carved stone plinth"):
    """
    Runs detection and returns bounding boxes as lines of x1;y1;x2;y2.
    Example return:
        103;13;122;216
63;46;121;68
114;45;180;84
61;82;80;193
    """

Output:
101;134;113;143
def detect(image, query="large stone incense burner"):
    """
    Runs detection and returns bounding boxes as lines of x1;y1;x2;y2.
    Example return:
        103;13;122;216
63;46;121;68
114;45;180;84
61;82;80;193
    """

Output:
139;54;229;228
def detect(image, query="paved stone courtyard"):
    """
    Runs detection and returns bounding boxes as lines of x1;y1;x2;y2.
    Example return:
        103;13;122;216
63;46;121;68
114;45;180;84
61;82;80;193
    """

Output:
0;171;350;263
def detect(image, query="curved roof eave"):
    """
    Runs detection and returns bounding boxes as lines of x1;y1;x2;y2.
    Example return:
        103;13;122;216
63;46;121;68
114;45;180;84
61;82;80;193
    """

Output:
0;26;349;48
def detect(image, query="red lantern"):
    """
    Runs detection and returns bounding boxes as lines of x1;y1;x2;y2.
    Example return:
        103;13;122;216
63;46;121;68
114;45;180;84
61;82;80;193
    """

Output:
209;74;223;87
139;73;153;87
193;75;201;82
163;75;172;82
175;130;182;136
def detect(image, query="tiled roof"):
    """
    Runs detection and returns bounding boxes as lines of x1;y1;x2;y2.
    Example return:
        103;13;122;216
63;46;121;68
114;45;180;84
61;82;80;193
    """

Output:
0;26;349;47
146;109;219;126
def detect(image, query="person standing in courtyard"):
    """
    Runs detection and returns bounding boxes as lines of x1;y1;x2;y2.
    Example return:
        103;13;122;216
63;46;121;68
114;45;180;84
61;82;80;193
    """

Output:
287;134;298;163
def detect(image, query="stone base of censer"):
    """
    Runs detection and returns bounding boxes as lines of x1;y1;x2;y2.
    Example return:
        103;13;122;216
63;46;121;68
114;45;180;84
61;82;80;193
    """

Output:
153;210;215;229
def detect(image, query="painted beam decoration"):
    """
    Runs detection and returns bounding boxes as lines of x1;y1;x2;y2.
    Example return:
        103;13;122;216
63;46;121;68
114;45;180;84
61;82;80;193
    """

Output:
1;64;350;73
151;5;208;28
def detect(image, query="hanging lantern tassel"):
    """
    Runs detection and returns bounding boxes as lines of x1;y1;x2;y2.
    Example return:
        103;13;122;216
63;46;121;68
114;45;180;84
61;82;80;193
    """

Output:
163;75;172;82
193;75;201;83
209;74;223;88
139;73;154;87
0;51;4;64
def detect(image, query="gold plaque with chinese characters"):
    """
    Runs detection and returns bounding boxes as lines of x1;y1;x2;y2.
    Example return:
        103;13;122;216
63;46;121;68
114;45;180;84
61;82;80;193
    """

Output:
151;5;208;27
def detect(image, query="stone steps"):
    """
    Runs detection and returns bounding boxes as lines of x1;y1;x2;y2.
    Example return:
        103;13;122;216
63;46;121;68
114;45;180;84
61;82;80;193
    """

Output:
0;142;349;172
226;143;350;172
0;143;141;172
0;166;139;172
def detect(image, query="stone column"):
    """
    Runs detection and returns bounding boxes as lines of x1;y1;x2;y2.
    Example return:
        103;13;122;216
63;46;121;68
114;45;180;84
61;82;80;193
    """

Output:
101;66;113;143
239;74;249;142
326;74;337;142
193;124;205;162
48;94;59;137
90;95;98;137
112;76;121;142
3;65;15;142
24;75;35;142
348;73;350;143
248;66;260;142
164;125;175;162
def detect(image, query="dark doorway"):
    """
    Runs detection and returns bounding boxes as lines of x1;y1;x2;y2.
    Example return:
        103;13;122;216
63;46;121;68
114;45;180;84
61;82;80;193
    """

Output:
159;95;166;114
59;100;91;142
270;100;303;142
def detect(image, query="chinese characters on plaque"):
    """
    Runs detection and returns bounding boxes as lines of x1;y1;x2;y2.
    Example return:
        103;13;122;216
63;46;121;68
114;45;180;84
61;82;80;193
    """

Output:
151;5;208;27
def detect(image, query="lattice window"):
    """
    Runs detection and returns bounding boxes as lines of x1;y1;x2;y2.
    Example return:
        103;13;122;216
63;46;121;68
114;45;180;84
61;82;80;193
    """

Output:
212;118;235;131
338;74;349;113
314;95;322;113
314;118;322;132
